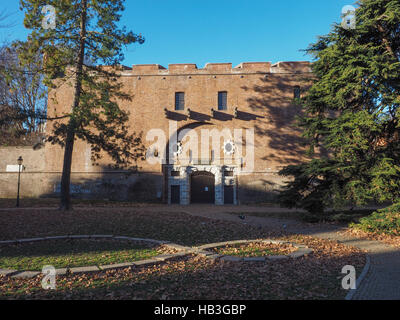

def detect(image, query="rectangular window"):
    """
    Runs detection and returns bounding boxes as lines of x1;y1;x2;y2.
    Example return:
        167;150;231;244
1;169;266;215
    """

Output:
171;171;180;177
218;91;227;110
175;92;185;110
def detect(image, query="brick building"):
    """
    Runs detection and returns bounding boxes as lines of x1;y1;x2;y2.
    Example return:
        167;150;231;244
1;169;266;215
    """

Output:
0;61;312;204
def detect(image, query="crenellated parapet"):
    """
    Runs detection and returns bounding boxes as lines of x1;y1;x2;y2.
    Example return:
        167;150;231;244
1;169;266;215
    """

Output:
271;61;311;74
118;61;311;76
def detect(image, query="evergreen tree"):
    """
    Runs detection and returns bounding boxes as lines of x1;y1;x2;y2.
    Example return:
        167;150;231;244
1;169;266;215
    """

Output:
17;0;145;210
279;0;400;213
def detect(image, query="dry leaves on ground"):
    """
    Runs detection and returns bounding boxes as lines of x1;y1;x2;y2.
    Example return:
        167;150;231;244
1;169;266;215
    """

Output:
212;241;297;257
346;228;400;248
0;235;366;300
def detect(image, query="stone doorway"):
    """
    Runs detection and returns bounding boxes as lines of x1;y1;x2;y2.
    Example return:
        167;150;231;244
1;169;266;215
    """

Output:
190;171;215;204
167;165;237;205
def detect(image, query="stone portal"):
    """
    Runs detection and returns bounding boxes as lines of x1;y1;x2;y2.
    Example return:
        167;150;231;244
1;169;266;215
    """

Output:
167;165;237;205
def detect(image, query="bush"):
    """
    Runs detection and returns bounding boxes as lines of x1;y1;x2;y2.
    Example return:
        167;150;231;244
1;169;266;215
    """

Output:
350;203;400;236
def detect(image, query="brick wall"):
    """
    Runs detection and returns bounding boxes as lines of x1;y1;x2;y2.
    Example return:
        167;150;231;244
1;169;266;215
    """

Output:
0;61;313;203
0;146;47;198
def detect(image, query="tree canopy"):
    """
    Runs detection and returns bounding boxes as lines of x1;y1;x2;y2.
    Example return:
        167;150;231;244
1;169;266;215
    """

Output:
16;0;145;209
279;0;400;213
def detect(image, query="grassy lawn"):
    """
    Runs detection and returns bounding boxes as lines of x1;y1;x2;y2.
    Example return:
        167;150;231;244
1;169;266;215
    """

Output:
0;206;366;299
0;239;163;271
212;242;296;257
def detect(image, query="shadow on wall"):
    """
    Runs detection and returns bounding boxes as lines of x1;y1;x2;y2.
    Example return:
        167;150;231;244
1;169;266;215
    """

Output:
242;74;312;167
6;168;289;204
237;175;289;204
41;165;164;202
2;74;312;204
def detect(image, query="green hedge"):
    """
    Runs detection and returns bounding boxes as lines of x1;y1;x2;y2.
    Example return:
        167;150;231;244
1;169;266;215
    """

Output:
350;203;400;236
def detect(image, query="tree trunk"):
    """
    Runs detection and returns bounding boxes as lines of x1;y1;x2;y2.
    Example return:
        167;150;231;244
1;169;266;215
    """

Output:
59;0;87;211
59;121;75;210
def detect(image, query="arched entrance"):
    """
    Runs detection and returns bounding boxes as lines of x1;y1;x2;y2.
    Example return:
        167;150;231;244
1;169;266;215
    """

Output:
190;171;215;204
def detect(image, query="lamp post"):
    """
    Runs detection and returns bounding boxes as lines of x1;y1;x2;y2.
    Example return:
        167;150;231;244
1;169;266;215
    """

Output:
16;156;23;208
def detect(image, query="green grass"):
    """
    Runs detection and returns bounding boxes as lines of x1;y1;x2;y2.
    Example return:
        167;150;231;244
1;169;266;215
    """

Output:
212;242;293;257
0;239;160;271
215;246;281;257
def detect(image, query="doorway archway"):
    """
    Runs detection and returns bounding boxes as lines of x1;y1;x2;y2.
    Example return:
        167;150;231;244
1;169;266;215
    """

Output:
190;171;215;204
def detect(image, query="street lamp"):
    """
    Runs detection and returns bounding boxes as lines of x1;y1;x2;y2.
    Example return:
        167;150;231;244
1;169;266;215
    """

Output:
16;156;23;207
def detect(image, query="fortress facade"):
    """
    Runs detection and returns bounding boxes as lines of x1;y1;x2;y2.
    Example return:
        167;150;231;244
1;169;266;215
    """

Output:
0;61;312;204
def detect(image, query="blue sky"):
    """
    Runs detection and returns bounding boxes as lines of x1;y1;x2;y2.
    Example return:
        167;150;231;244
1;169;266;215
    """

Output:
1;0;356;68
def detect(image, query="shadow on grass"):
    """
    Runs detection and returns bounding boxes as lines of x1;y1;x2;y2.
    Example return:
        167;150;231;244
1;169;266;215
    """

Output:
0;237;367;300
226;208;377;224
0;239;160;271
0;208;273;247
0;206;382;299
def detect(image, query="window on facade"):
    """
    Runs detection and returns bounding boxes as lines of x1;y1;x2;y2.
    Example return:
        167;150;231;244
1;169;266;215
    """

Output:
218;91;227;110
175;92;185;110
171;171;180;177
294;86;301;99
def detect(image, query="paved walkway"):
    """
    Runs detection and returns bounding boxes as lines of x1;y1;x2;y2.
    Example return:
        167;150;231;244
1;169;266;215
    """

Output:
179;205;400;300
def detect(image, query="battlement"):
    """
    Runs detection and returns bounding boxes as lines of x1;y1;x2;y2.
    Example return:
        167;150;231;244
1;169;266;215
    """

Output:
204;63;233;72
120;61;311;75
271;61;311;73
234;62;271;72
168;63;198;73
131;64;166;73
